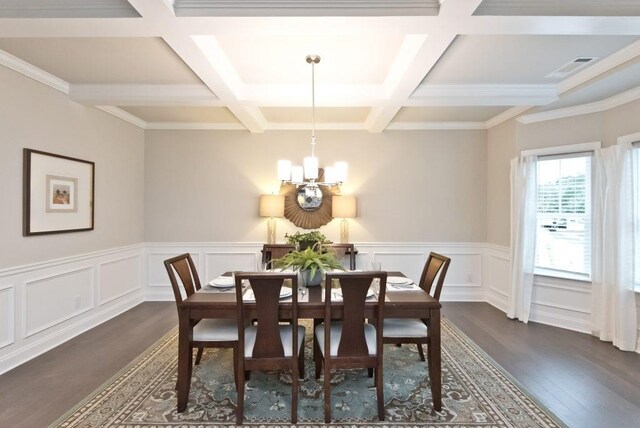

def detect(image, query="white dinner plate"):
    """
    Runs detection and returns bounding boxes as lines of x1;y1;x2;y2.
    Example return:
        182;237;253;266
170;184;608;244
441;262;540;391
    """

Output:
387;276;413;285
334;288;375;298
208;276;235;288
244;288;293;301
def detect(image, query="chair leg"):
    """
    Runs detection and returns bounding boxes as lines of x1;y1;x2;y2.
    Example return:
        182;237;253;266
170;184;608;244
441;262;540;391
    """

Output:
376;361;384;421
236;361;245;424
298;344;305;380
314;339;322;380
195;347;204;365
292;359;298;424
417;344;426;362
232;346;239;392
324;363;331;423
395;344;401;348
368;368;373;378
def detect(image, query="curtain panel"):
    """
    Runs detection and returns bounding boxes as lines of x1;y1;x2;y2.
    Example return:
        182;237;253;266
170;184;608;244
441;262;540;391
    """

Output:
592;143;638;352
508;155;537;323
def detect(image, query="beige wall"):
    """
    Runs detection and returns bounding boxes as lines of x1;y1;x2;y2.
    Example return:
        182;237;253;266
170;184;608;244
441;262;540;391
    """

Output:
144;129;487;243
485;101;640;247
0;66;145;268
486;119;518;247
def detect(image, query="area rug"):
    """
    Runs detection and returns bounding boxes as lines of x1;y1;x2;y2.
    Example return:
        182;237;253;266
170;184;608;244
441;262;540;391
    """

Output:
52;319;565;427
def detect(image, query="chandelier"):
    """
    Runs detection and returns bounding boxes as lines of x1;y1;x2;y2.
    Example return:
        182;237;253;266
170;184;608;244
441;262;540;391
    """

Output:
277;55;348;194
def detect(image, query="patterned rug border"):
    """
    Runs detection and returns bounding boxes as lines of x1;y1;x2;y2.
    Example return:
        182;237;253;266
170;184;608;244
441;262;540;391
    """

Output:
49;318;568;428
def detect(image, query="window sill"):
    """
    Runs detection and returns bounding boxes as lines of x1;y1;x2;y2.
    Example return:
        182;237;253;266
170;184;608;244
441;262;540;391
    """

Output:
534;268;591;283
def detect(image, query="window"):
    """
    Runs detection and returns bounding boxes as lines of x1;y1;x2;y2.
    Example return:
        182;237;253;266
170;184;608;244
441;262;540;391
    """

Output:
535;154;592;278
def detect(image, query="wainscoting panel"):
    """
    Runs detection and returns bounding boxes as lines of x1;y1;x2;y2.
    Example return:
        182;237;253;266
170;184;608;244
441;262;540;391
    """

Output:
204;252;258;283
23;266;95;338
0;285;15;349
0;244;144;375
145;242;486;302
98;255;142;305
485;245;510;312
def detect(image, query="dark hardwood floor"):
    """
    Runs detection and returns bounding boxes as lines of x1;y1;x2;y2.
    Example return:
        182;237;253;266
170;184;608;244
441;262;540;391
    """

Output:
443;302;640;428
0;301;638;427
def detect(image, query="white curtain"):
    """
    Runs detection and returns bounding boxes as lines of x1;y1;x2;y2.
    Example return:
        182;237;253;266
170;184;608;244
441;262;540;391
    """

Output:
592;143;638;351
508;155;538;323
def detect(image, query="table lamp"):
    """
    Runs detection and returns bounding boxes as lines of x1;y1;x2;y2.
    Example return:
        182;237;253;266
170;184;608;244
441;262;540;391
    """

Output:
259;194;285;244
332;195;356;244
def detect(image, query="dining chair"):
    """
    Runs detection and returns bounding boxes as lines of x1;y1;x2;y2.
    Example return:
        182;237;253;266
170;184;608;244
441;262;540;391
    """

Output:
234;272;305;424
382;252;451;362
314;271;387;422
320;243;356;270
164;254;239;389
261;244;296;267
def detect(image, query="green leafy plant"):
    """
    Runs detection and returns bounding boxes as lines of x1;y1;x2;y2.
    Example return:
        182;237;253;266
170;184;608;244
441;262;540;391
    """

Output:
284;231;331;245
272;246;345;279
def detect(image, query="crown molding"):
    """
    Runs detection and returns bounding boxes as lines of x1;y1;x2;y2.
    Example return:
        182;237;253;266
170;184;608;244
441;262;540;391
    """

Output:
386;121;487;130
0;49;69;94
558;39;640;95
69;84;222;106
517;85;640;125
145;122;246;130
485;106;532;129
95;106;147;128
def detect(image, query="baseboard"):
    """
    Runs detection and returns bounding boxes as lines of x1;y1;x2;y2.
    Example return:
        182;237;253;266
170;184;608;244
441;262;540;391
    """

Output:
0;291;143;375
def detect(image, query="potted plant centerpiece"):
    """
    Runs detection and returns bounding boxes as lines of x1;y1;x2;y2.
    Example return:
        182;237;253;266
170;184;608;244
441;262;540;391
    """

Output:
285;230;331;251
273;245;345;286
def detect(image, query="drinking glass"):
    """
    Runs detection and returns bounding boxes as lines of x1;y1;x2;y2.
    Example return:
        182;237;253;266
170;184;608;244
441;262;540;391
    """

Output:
371;262;382;271
256;261;268;272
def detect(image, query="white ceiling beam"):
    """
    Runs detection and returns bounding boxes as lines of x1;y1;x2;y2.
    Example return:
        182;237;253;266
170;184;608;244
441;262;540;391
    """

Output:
69;84;223;106
124;0;265;132
366;0;484;132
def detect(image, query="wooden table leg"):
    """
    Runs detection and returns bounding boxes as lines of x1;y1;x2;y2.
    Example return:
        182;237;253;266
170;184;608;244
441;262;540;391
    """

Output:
177;308;191;412
428;307;442;411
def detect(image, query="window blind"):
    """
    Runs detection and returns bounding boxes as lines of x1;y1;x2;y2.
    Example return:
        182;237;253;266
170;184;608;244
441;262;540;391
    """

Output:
535;153;592;276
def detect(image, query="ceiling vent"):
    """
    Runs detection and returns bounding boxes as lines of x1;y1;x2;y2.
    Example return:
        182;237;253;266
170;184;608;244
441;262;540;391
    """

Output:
545;57;598;79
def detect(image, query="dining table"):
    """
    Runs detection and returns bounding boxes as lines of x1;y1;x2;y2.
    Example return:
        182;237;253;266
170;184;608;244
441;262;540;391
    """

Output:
176;271;442;413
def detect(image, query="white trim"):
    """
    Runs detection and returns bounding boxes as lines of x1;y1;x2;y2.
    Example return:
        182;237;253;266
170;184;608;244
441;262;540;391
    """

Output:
409;84;557;106
0;48;69;94
485;106;532;129
386;122;487;130
97;254;143;306
0;291;142;375
521;141;601;157
145;122;246;130
0;285;15;349
22;266;96;338
518;86;640;125
534;269;591;283
95;106;147;129
0;243;144;278
617;130;640;146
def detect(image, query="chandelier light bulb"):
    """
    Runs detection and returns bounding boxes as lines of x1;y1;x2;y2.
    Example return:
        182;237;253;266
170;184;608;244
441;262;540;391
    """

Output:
277;160;292;181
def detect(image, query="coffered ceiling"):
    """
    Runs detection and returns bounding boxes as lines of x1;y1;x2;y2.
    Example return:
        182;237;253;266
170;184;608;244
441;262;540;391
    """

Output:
0;0;639;132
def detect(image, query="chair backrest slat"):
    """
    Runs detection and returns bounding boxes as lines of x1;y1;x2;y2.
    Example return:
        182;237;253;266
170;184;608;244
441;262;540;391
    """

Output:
235;272;298;358
418;252;451;301
325;272;387;358
164;253;201;305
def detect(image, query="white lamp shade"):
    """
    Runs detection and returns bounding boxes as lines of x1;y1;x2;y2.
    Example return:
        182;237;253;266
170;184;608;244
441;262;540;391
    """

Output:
277;160;292;181
332;195;356;218
259;194;285;217
334;161;348;183
324;166;336;184
303;156;319;179
291;165;304;183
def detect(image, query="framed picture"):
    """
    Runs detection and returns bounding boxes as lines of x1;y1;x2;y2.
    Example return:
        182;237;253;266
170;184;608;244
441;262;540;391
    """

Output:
23;149;94;236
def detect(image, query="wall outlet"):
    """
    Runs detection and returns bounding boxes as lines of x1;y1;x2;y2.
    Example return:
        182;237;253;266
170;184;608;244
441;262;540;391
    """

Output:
74;296;82;309
467;274;473;283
